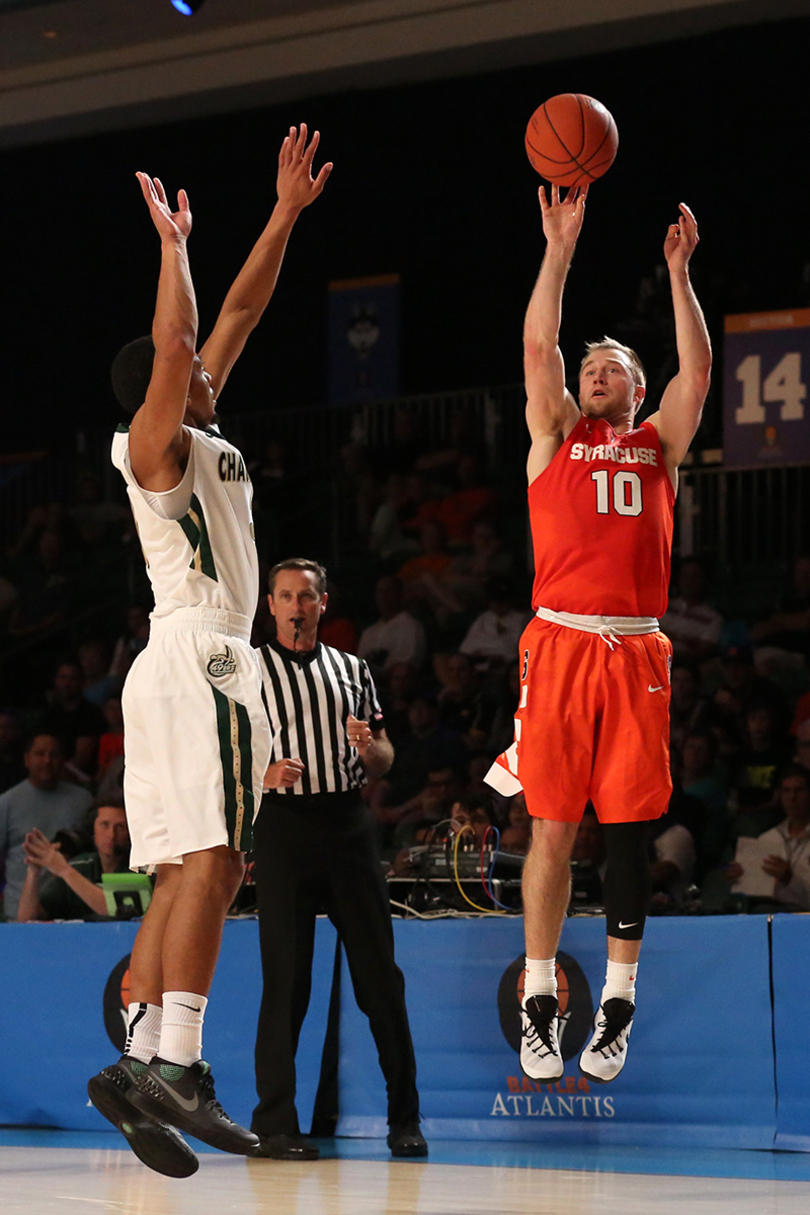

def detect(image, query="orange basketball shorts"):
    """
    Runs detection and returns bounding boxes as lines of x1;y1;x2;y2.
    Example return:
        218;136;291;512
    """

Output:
509;616;672;824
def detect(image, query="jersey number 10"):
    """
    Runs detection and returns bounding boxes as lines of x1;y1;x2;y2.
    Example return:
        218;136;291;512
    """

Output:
591;469;643;517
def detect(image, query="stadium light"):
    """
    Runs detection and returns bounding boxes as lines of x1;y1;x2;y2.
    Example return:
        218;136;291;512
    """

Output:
171;0;205;14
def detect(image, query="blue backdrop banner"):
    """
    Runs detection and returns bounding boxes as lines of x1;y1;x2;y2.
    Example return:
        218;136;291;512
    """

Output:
0;918;336;1134
336;916;775;1148
772;913;810;1151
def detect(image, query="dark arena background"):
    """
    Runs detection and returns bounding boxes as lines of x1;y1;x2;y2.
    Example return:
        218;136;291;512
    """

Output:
2;0;810;1210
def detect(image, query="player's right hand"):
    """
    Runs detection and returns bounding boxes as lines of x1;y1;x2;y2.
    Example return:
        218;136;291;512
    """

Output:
538;183;587;249
264;757;306;789
136;172;192;242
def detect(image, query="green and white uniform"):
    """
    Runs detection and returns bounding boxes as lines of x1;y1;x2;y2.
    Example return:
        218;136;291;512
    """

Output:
112;423;272;867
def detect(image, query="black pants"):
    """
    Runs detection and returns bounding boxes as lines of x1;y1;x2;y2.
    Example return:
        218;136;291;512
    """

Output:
251;790;420;1136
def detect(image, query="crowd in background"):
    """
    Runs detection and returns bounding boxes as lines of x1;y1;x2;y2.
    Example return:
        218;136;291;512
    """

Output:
1;409;810;921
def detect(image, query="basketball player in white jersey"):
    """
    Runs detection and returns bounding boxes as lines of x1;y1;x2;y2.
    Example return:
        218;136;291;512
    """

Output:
87;126;331;1177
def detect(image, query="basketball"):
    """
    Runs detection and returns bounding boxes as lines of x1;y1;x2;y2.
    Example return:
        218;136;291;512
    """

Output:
525;94;618;187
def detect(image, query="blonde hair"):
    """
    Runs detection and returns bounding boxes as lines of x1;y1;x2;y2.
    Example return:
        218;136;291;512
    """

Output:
581;337;646;388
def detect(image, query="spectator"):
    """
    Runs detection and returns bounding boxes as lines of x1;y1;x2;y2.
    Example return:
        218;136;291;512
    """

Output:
794;718;810;773
377;661;418;747
318;583;358;654
450;791;493;843
0;709;25;795
649;808;696;908
78;638;117;707
7;528;76;641
388;764;467;847
397;521;454;590
751;555;810;660
436;652;487;746
369;474;420;564
660;557;724;660
500;793;531;854
97;696;125;779
449;522;514;608
358;576;426;675
373;695;469;810
727;767;810;909
731;705;792;817
485;661;522;755
459;579;531;668
0;734;93;920
669;662;712;753
681;730;728;813
109;604;150;683
428;454;496;547
39;658;106;783
17;798;131;922
713;645;790;736
68;470;130;549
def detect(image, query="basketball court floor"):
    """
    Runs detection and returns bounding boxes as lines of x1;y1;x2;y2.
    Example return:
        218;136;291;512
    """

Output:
4;1131;810;1214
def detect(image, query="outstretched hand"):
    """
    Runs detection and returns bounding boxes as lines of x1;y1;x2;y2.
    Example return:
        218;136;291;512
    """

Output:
664;202;699;273
539;183;588;249
277;124;333;212
23;828;69;876
136;172;192;241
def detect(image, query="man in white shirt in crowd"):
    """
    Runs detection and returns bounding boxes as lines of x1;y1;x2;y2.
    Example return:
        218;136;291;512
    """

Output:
459;579;531;668
660;557;723;660
358;575;426;674
729;766;810;909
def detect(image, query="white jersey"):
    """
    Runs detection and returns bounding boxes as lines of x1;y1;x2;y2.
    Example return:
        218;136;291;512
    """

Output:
112;423;258;621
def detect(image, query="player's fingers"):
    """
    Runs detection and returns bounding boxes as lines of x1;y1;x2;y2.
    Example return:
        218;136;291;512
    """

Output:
295;122;308;156
312;163;333;193
538;185;548;210
551;184;560;206
153;177;169;206
303;128;320;165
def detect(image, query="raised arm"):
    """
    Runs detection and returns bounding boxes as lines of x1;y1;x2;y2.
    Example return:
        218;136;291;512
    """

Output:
524;185;586;484
647;204;712;477
128;174;197;493
200;124;332;398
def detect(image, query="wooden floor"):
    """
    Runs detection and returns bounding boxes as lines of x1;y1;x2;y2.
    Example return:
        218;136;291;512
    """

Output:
4;1137;810;1215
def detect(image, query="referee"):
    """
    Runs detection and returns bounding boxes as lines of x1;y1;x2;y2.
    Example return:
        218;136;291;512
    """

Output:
250;558;426;1161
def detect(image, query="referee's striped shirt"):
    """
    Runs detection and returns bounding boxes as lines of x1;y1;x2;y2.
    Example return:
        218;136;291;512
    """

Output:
257;638;385;795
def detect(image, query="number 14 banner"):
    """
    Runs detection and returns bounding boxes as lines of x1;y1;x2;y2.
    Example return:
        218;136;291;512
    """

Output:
723;309;810;466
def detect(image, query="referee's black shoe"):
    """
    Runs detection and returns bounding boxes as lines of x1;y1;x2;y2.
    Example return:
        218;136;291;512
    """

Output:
387;1121;428;1157
251;1133;320;1160
130;1057;259;1155
87;1057;199;1178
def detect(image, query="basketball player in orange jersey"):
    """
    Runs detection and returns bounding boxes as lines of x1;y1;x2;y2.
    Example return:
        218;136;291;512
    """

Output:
487;184;711;1084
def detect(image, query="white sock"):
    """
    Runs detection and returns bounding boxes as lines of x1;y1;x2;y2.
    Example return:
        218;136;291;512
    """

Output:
602;959;638;1006
125;1002;162;1064
523;957;557;1004
159;991;208;1067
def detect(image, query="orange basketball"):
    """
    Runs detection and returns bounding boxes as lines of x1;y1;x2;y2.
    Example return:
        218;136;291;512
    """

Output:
525;94;618;187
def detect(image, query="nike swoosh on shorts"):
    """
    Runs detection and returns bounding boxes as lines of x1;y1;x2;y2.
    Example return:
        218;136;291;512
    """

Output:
648;684;664;692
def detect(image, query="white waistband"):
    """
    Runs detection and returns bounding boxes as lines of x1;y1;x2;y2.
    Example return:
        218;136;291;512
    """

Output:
150;606;252;642
535;605;660;636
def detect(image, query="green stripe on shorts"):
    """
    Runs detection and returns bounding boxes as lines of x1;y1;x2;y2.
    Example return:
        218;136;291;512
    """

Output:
211;684;254;852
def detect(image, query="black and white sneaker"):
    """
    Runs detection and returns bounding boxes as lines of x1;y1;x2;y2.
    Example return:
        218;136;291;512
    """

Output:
87;1057;198;1178
131;1058;259;1155
579;998;635;1083
520;994;564;1081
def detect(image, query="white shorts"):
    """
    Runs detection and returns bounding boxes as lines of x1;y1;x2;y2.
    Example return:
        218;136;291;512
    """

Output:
122;607;273;868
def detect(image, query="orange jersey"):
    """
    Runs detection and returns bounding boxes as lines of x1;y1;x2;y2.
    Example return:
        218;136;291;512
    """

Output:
529;416;675;617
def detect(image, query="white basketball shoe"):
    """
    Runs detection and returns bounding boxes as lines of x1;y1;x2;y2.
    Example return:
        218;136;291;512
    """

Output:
520;994;564;1082
579;998;635;1083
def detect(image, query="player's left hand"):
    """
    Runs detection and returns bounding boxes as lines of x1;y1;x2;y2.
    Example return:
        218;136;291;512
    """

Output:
136;173;192;242
277;125;332;212
346;714;372;756
762;854;791;884
664;203;699;272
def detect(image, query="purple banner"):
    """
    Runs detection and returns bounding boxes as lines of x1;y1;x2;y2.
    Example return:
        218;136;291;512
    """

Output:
723;310;810;466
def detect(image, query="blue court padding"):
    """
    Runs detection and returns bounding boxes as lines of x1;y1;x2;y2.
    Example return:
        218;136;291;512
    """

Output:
336;916;776;1148
0;913;787;1151
771;914;810;1151
0;917;336;1135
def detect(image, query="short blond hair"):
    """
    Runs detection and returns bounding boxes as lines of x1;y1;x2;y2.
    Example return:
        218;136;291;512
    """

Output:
581;337;646;388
